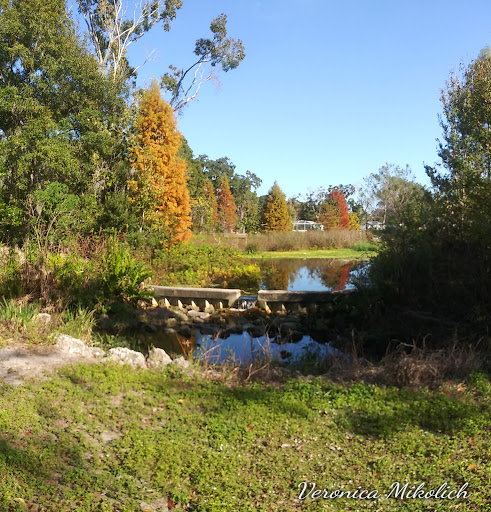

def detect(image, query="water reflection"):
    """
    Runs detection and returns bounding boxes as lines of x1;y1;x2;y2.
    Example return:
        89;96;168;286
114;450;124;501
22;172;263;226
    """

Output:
196;332;341;365
144;328;341;366
259;258;365;291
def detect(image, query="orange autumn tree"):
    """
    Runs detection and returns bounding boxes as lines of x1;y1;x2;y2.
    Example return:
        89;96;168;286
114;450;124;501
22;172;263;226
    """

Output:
128;80;192;243
318;189;349;230
217;176;237;232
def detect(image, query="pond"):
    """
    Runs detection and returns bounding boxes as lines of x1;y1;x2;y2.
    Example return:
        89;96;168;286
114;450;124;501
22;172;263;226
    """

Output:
146;258;368;366
149;328;342;366
258;258;367;292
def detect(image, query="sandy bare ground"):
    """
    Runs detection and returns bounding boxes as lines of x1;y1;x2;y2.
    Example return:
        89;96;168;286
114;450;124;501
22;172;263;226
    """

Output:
0;344;102;386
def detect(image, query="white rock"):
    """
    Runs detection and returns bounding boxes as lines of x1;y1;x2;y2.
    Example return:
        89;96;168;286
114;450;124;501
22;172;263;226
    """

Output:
187;310;210;320
36;312;52;324
172;356;191;369
147;348;173;369
55;334;105;358
106;347;146;368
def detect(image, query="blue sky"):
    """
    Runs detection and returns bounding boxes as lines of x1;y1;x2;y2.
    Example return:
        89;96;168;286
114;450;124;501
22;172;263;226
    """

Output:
121;0;491;198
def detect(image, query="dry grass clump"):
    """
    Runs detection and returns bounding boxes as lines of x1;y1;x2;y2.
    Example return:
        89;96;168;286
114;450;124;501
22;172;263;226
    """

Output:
322;338;490;389
203;336;491;390
197;230;369;252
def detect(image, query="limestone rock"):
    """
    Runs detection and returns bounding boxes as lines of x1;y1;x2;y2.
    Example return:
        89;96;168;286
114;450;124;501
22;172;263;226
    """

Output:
172;356;191;369
166;317;179;328
147;348;173;369
55;334;105;358
106;347;146;368
35;313;52;324
187;310;210;320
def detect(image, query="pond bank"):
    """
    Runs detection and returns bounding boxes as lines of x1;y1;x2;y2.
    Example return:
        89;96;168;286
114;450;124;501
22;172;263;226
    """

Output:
249;248;377;259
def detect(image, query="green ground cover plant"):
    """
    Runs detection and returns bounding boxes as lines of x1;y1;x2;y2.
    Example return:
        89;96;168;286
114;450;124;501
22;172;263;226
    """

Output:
249;248;377;260
0;364;488;511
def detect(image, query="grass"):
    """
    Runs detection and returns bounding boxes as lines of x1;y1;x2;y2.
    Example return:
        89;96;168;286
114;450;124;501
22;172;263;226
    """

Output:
249;248;377;260
0;364;488;511
197;230;371;253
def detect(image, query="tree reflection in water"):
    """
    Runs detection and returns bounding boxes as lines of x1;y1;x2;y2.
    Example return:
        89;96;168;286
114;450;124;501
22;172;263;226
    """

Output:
259;258;364;291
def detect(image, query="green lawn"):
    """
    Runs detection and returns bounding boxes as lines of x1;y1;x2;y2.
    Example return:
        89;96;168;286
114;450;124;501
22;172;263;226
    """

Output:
0;364;489;511
249;248;377;260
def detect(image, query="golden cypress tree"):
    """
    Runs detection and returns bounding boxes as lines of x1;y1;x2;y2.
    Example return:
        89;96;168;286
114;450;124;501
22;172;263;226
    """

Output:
204;178;219;226
261;182;292;231
217;176;237;232
128;80;192;243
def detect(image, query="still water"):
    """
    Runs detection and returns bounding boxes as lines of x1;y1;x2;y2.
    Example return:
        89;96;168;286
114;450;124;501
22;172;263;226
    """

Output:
148;259;367;365
259;258;366;292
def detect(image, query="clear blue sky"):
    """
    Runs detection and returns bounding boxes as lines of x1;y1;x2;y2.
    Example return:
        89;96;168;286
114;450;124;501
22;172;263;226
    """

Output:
122;0;491;198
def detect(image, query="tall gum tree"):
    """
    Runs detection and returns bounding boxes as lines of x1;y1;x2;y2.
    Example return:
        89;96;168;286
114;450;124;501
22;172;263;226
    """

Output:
128;80;191;243
76;1;245;112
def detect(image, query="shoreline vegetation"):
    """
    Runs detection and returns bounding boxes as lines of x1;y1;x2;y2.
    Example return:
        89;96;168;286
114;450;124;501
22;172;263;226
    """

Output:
248;248;377;260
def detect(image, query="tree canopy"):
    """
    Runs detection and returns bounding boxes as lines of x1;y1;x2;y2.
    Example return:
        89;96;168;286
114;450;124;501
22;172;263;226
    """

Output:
261;182;292;232
426;49;491;236
128;80;191;243
0;0;128;239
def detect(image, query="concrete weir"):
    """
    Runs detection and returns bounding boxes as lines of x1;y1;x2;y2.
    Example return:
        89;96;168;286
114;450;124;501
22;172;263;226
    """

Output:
151;285;356;313
151;286;242;310
257;289;356;313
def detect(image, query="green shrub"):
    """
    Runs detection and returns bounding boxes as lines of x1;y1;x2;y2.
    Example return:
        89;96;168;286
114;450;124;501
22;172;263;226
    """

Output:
152;242;261;290
0;298;39;331
98;237;153;302
350;241;379;252
0;249;22;298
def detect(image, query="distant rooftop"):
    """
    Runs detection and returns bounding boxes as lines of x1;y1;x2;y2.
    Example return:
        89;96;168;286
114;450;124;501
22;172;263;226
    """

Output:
292;220;324;231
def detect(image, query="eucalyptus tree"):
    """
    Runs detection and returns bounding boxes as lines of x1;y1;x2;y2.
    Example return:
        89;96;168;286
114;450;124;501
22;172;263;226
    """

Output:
76;1;245;112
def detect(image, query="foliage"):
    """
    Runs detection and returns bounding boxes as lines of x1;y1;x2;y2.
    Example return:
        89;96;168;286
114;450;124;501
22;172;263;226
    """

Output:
217;176;237;233
0;298;39;333
290;184;356;222
0;0;128;241
350;241;379;252
161;13;246;112
188;178;219;233
426;49;491;238
368;52;491;337
27;183;84;255
0;249;22;298
129;80;192;243
348;212;361;230
188;154;261;233
152;242;260;290
98;236;153;302
361;164;426;226
261;182;292;231
57;307;96;341
47;237;152;308
317;189;349;230
77;0;183;81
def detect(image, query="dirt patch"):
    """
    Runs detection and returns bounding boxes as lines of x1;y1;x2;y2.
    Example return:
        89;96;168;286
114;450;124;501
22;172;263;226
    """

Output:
0;344;102;386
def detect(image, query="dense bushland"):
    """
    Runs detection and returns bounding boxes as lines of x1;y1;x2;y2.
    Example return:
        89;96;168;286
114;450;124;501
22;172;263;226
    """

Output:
364;52;491;348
